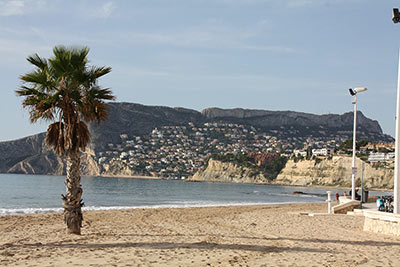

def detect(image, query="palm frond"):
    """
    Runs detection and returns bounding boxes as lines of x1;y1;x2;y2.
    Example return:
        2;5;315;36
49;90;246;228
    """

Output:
46;122;65;155
26;54;48;70
18;45;113;154
75;121;90;151
20;70;48;86
70;46;89;70
92;66;112;79
80;86;115;122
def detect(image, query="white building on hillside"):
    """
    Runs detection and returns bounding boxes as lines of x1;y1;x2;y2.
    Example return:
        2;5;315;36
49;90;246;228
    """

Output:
368;152;395;162
293;149;307;157
312;148;332;157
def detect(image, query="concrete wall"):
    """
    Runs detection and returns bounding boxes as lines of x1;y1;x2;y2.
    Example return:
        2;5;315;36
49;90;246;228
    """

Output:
364;211;400;236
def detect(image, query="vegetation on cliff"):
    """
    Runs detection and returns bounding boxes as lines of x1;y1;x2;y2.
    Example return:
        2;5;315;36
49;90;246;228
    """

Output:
207;153;288;181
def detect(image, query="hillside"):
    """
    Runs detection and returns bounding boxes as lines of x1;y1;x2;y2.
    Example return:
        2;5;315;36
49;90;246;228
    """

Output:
0;102;393;176
88;103;391;151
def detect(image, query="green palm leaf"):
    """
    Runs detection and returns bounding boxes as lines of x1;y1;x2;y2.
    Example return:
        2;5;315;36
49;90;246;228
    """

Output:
16;45;115;154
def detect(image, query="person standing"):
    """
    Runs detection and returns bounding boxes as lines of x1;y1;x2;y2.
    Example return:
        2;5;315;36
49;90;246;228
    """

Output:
335;192;340;203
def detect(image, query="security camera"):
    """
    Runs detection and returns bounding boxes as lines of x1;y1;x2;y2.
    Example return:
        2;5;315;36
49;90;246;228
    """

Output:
393;8;400;23
354;87;367;93
349;88;367;96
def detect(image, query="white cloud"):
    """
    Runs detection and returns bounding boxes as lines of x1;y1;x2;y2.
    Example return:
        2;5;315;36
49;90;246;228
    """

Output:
0;0;25;16
0;0;51;16
91;1;115;18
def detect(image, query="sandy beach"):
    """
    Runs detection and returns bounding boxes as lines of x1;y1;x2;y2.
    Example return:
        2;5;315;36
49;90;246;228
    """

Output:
1;203;399;266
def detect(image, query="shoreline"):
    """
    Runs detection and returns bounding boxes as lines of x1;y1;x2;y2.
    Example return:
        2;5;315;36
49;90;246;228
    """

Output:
186;178;394;192
1;203;400;266
1;201;326;216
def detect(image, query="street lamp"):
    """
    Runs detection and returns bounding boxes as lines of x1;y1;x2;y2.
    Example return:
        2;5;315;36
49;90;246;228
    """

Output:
393;7;400;214
349;87;367;201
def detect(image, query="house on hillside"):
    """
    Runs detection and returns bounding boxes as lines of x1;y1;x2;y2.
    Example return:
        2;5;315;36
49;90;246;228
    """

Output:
368;152;395;162
293;149;307;157
312;148;333;157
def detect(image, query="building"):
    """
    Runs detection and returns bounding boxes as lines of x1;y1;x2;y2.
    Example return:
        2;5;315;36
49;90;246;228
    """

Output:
293;149;307;157
312;148;332;157
368;152;394;162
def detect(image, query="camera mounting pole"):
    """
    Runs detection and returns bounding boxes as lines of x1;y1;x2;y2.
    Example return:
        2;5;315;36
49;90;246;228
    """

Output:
393;8;400;214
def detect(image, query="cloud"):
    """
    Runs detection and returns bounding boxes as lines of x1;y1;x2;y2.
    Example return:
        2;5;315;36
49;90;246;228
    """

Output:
0;0;51;16
0;0;25;16
91;1;115;18
285;0;350;8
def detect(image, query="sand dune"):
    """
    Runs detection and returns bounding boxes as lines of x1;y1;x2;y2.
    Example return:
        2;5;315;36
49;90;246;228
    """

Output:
1;203;400;266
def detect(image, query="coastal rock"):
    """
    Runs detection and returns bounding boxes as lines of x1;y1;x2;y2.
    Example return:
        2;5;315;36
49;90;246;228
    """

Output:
191;156;394;189
0;133;46;173
275;156;394;189
7;148;101;176
190;159;269;183
102;160;138;177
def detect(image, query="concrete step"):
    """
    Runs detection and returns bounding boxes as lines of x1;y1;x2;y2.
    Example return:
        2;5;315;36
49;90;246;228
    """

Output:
332;200;360;214
347;209;365;216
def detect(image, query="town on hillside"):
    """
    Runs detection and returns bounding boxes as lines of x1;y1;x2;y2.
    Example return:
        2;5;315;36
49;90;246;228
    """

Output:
94;122;395;179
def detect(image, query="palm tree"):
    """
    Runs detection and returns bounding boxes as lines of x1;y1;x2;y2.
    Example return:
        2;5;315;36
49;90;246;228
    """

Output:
16;46;115;234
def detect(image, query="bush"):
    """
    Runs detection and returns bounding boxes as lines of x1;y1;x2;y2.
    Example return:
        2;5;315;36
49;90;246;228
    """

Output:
314;157;322;165
211;153;288;181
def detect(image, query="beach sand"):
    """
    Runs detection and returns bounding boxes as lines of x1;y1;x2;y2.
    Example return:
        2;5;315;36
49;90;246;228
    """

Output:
1;203;400;266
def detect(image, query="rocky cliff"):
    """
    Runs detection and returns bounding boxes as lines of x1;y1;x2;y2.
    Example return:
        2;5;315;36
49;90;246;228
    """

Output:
190;156;394;189
0;133;46;172
276;156;394;189
0;130;101;175
190;159;270;183
6;148;101;176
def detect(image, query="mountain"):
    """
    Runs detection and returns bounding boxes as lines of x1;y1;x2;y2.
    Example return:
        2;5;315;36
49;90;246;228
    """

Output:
88;103;391;152
0;102;393;175
89;102;205;151
202;107;384;139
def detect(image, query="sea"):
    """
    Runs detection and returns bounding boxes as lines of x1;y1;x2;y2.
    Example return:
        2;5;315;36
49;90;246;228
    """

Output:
0;173;384;216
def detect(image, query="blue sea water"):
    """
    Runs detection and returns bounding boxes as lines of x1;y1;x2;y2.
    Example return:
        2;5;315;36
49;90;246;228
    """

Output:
0;174;380;215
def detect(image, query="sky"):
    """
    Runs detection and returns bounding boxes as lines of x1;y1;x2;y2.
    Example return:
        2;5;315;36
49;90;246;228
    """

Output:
1;0;400;141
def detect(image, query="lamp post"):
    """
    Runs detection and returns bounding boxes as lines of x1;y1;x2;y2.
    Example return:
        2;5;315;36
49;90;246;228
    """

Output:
392;8;400;214
349;87;367;200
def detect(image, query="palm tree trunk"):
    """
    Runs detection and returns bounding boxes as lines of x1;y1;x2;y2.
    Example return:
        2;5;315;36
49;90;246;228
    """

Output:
62;150;83;234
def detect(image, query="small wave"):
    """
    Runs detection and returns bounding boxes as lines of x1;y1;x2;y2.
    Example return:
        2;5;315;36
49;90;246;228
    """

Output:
0;207;63;215
0;201;323;215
